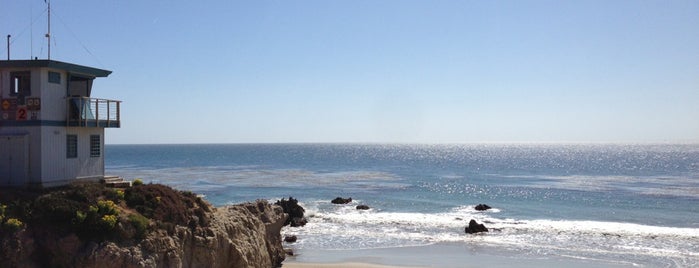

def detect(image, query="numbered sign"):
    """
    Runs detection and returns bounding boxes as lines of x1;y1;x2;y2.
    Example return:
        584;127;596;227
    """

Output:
27;98;41;111
16;107;27;121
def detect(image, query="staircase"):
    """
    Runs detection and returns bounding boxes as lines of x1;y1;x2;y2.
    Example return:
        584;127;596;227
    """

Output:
101;176;132;188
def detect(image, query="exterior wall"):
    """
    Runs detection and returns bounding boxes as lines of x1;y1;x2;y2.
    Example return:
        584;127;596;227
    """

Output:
0;126;41;186
1;68;46;187
40;127;105;187
40;68;69;121
0;133;28;186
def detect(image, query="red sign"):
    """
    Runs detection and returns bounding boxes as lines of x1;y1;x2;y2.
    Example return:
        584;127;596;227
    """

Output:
16;107;27;121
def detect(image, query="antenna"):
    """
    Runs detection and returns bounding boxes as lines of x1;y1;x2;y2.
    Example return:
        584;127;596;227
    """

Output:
46;0;51;60
6;35;10;60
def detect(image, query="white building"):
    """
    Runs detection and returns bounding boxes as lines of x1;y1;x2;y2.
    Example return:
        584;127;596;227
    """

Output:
0;59;120;187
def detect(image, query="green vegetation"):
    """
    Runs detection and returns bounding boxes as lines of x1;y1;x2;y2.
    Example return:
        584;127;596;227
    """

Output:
128;213;150;239
0;181;212;242
0;203;6;222
0;203;24;233
125;184;211;228
3;218;24;232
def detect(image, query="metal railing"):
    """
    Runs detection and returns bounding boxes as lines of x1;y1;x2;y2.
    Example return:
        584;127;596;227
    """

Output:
67;97;121;127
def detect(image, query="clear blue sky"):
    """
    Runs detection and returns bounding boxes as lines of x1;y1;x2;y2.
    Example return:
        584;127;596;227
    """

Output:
2;1;698;144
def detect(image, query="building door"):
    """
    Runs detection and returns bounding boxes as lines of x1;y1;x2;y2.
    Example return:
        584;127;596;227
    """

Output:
0;135;29;186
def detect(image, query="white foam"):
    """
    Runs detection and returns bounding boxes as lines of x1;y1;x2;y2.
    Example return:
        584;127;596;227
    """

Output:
284;204;699;266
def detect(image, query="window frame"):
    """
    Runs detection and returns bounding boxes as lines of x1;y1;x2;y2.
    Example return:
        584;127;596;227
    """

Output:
66;135;78;158
90;135;101;157
10;71;31;96
49;71;61;84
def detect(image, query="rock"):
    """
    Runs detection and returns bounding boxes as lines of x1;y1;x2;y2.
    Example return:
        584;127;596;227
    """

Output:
284;235;297;243
284;248;294;256
464;219;489;234
289;217;307;227
331;197;352;204
275;197;306;227
474;204;492;211
355;205;370;210
0;200;288;268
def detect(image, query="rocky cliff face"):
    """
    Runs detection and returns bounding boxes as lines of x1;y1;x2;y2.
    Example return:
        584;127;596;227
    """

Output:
1;200;287;268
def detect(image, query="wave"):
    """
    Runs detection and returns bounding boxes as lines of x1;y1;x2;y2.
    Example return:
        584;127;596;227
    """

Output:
283;201;699;266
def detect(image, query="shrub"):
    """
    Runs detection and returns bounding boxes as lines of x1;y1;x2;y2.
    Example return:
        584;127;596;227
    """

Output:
0;203;6;222
100;214;118;230
132;178;144;186
106;189;126;201
125;184;211;227
74;199;121;239
97;200;119;216
3;218;24;232
74;210;87;224
115;190;125;200
33;194;84;227
128;214;150;239
89;205;99;214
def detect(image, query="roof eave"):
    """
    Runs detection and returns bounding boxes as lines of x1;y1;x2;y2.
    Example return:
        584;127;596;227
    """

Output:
0;59;112;77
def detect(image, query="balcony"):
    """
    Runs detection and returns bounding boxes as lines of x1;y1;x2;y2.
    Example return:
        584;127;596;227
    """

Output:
67;97;121;128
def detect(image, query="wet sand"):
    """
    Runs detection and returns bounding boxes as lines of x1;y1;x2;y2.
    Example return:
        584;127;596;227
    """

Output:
281;243;636;268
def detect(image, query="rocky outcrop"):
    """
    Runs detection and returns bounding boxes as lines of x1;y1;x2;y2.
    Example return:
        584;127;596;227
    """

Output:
474;204;492;211
464;219;488;234
275;197;307;227
356;205;370;210
1;200;287;268
284;235;297;243
331;197;352;204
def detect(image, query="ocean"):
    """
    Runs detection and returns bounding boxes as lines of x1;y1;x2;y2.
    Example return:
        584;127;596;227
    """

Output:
105;143;699;267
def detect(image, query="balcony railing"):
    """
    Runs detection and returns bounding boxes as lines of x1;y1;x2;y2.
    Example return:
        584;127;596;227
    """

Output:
67;97;121;128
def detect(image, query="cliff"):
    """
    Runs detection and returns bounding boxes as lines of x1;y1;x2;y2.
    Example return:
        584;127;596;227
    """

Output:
0;183;288;268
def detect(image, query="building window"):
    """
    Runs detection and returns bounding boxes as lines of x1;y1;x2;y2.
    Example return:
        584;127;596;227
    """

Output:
11;71;31;96
90;135;101;157
49;71;61;84
67;135;78;158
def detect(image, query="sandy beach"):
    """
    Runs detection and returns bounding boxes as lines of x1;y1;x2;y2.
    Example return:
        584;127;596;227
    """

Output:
281;243;636;268
283;262;413;268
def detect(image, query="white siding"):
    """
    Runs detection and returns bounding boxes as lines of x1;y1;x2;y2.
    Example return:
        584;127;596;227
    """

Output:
39;68;68;121
0;126;41;186
40;127;105;186
0;134;28;186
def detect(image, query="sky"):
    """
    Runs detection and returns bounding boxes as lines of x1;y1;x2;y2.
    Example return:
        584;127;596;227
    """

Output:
1;0;698;144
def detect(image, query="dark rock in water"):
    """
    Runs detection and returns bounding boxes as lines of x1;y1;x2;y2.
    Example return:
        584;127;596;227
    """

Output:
356;205;370;210
275;197;306;227
331;197;353;204
284;235;298;243
465;219;489;234
474;204;492;211
284;248;295;256
290;217;307;227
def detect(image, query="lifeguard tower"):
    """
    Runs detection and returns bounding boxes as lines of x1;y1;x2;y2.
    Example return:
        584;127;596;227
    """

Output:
0;59;121;187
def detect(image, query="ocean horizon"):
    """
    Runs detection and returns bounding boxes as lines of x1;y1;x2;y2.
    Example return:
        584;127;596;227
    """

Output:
106;143;699;267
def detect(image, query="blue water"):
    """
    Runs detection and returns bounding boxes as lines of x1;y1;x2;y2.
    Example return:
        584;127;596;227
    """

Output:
106;143;699;267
